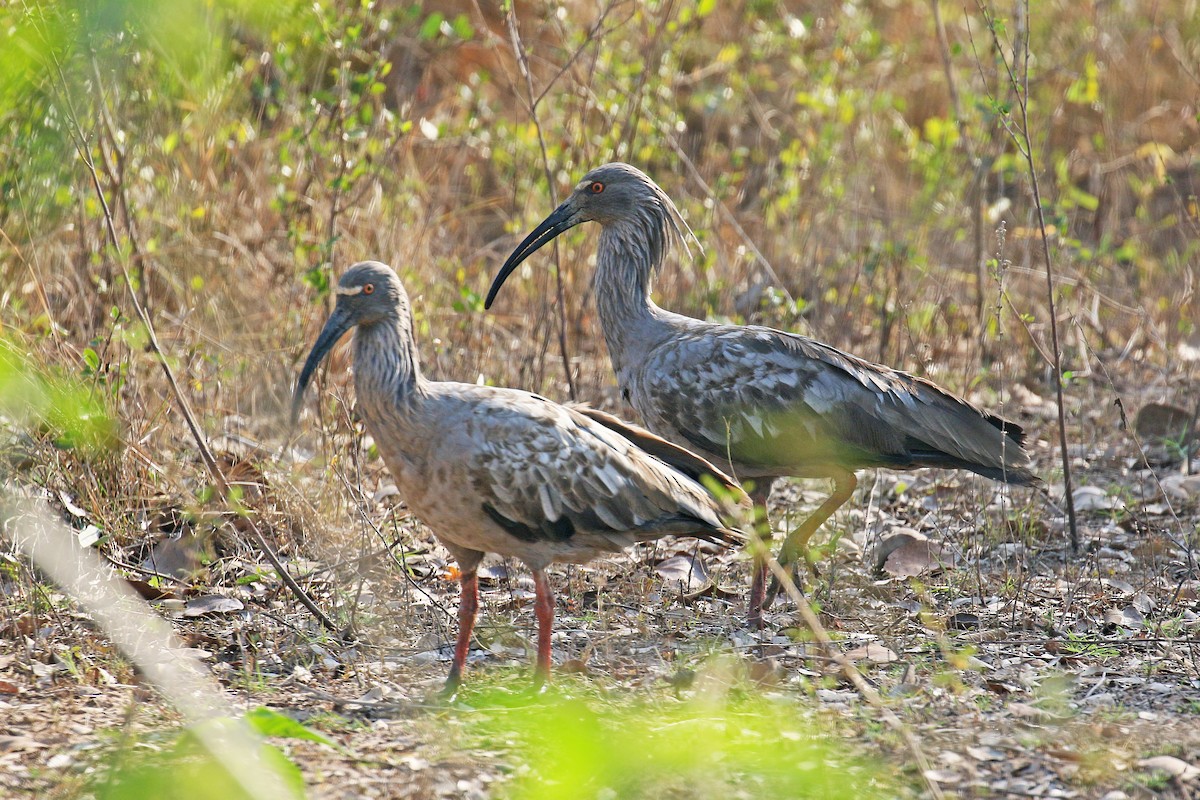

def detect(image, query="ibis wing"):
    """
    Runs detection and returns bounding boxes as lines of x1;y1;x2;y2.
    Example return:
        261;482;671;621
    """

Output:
569;403;749;506
465;392;741;548
637;325;1039;485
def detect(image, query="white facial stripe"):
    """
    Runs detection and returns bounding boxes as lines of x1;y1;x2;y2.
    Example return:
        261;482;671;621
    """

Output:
335;285;365;296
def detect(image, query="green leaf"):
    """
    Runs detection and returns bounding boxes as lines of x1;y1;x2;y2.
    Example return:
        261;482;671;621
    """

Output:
246;707;339;749
95;720;307;800
302;266;329;295
419;12;444;40
450;13;474;39
1066;54;1100;106
82;348;100;373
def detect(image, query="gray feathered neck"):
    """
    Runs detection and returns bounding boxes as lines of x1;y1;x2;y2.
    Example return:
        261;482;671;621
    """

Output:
591;165;696;370
592;164;693;322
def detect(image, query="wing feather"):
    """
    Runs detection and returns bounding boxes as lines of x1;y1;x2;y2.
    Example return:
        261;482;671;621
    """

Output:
635;324;1039;486
464;391;743;550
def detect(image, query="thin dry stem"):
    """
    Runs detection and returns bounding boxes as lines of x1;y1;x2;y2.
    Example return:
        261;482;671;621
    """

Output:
51;52;342;637
765;555;946;800
505;4;578;400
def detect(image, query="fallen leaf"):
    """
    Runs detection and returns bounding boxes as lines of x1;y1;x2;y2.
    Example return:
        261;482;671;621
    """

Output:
876;529;954;578
1131;592;1155;615
354;686;386;704
0;680;19;695
922;769;961;785
182;595;244;617
372;484;401;504
681;582;740;602
76;524;102;548
125;579;177;602
845;642;898;664
655;554;709;591
984;680;1019;694
1135;402;1195;439
140;532;210;579
1105;606;1144;629
1073;486;1117;511
1008;702;1055;720
59;491;89;519
477;563;509;584
967;745;1006;762
1101;577;1134;594
1139;755;1200;782
0;735;44;753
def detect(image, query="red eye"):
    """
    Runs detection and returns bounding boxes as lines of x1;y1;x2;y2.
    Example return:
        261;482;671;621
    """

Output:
590;181;604;194
363;284;374;295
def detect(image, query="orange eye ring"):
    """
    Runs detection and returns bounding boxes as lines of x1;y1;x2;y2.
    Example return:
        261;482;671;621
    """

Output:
362;283;375;295
589;181;604;194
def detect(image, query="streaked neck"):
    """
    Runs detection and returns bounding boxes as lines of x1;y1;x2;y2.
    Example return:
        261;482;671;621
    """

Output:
353;316;425;412
593;225;672;376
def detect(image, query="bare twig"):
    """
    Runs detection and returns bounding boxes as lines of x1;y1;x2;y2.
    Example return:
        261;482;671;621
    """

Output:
766;555;946;800
974;0;1079;551
505;5;577;400
49;50;342;637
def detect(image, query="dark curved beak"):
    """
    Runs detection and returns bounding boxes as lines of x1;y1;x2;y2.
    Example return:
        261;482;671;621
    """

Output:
484;200;581;309
290;305;354;426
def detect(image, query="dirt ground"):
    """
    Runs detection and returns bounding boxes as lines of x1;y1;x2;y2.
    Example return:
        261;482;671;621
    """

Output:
3;377;1200;799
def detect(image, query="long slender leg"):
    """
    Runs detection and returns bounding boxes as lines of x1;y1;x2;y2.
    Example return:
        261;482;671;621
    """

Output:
747;555;769;630
532;569;554;686
443;569;479;695
746;481;775;629
763;469;857;608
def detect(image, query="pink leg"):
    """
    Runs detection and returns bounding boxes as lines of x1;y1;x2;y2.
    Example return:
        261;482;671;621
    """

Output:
747;483;775;629
532;570;554;686
748;556;769;630
444;570;478;694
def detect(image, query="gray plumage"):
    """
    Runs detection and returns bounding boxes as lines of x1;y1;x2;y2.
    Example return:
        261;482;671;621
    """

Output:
486;163;1041;623
292;261;743;689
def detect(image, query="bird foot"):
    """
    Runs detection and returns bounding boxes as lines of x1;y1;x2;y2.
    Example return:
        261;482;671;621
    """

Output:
437;672;464;703
761;557;816;609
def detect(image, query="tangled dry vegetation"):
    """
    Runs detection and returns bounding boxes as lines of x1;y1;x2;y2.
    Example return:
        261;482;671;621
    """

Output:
1;1;1199;797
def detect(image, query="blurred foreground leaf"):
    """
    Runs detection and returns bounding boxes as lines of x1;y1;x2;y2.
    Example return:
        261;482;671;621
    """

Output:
0;338;119;456
246;706;341;751
466;674;899;800
92;716;306;800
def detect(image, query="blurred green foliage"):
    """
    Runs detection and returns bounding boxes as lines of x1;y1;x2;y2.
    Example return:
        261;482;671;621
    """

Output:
463;670;900;799
90;709;319;800
0;337;118;455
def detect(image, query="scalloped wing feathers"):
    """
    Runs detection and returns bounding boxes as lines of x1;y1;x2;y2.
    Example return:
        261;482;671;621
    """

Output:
631;323;1039;486
451;389;743;553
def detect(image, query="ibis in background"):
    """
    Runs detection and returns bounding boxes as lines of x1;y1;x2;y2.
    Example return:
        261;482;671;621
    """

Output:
485;163;1041;626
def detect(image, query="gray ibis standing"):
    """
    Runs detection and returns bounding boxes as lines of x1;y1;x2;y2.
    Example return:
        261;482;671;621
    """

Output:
292;261;744;690
485;163;1041;626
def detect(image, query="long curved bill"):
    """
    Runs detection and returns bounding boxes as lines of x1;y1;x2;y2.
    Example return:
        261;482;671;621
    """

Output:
290;306;353;426
484;201;580;309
